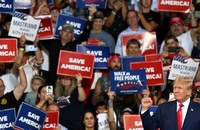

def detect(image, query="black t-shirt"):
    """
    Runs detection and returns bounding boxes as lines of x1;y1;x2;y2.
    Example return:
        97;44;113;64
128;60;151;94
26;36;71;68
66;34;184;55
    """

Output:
139;10;160;31
0;91;19;111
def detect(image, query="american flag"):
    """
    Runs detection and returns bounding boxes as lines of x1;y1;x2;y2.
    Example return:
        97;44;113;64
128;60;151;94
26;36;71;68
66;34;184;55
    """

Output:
173;56;187;63
14;12;28;20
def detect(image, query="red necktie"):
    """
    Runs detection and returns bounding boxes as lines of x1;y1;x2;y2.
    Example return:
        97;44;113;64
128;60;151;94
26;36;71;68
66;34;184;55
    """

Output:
177;103;184;130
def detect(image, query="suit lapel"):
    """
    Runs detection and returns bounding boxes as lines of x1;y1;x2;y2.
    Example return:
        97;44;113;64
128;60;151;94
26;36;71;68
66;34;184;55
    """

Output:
182;100;195;130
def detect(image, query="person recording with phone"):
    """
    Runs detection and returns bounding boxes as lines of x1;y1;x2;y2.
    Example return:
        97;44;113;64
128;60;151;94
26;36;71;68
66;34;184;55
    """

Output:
193;84;200;104
161;35;190;100
35;85;55;111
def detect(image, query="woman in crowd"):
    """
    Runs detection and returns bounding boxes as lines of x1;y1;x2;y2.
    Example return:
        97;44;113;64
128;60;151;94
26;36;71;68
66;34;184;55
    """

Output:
35;85;54;111
55;73;86;130
82;110;98;130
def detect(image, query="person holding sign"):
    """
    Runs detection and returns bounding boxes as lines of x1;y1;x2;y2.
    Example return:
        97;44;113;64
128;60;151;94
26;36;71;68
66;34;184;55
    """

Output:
39;22;91;87
55;73;86;130
140;76;200;130
115;9;146;56
0;55;27;111
92;53;121;106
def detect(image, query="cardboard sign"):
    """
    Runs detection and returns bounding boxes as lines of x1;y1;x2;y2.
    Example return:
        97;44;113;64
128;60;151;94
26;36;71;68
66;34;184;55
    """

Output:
14;0;32;9
76;0;107;9
77;45;110;69
0;108;16;130
54;14;87;39
0;38;18;63
57;50;95;78
121;32;157;56
0;0;14;13
121;56;145;70
131;61;165;86
36;15;54;40
8;11;41;42
168;56;199;81
124;115;143;130
110;70;147;94
145;53;179;72
97;113;109;130
14;102;46;130
157;0;192;13
43;111;59;130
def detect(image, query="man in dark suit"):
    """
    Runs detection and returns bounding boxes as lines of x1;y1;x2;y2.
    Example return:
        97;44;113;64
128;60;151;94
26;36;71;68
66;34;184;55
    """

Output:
140;76;200;130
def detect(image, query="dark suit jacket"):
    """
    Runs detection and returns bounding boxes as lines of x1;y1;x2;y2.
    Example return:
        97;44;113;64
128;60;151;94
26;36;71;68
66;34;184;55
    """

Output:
141;100;200;130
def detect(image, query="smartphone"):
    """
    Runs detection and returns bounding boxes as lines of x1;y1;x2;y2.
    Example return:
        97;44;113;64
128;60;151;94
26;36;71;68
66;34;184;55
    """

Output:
46;86;53;94
168;47;181;53
168;93;175;101
25;45;38;52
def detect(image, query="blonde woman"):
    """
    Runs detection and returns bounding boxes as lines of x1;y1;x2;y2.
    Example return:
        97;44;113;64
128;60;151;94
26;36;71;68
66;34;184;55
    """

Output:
55;73;86;130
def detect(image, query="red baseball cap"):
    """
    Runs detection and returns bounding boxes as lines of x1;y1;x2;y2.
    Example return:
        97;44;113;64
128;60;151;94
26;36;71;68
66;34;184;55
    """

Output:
170;17;184;25
50;6;60;12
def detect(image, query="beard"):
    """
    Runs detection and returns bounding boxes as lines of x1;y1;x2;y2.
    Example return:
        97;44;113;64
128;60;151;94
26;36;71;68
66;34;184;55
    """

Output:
109;65;121;70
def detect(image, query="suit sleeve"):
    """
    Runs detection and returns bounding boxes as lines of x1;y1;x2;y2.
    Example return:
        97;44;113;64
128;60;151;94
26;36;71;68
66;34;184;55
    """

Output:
141;108;160;130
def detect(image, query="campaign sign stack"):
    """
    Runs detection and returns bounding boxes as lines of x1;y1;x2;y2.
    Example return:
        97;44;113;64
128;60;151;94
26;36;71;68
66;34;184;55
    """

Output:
121;56;145;70
14;102;46;130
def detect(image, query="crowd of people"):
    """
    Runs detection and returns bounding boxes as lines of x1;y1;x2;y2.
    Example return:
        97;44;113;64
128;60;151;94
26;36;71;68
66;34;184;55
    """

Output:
0;0;200;130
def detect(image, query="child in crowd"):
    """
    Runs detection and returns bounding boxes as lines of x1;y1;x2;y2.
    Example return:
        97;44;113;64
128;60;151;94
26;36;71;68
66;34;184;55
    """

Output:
24;75;46;106
95;101;110;130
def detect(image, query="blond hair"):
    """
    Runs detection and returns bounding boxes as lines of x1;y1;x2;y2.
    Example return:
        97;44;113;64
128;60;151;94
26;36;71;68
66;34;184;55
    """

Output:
54;76;77;98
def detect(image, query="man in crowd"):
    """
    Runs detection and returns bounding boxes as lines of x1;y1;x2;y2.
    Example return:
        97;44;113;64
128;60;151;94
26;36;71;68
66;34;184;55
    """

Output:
141;76;200;130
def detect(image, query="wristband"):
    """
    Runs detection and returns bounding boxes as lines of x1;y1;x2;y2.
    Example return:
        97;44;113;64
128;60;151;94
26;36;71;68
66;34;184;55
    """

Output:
18;65;24;70
108;99;113;103
112;11;116;15
19;47;25;51
190;13;194;17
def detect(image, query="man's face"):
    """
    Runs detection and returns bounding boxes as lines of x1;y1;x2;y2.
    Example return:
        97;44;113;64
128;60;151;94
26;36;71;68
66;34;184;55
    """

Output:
141;0;152;8
50;9;59;23
0;80;5;98
60;29;74;42
170;23;184;37
92;19;104;31
165;39;179;48
173;81;191;103
126;44;141;56
127;11;139;27
109;58;121;70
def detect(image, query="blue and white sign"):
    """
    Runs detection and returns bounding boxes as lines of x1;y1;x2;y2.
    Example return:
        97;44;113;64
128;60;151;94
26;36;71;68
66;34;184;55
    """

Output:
0;0;14;13
121;56;145;70
14;0;32;9
76;0;107;9
0;108;16;130
55;14;87;39
8;11;41;42
168;56;200;81
77;45;110;69
110;69;146;94
14;102;46;130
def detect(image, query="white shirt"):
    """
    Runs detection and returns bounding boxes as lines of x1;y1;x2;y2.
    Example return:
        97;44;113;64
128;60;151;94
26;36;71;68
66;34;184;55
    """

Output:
159;30;193;55
115;26;146;56
177;98;190;126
